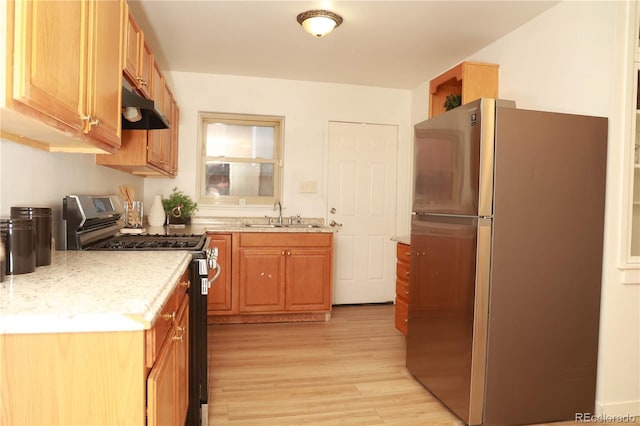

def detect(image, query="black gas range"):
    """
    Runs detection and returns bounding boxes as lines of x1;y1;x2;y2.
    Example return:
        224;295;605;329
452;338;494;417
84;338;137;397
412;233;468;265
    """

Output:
63;195;215;426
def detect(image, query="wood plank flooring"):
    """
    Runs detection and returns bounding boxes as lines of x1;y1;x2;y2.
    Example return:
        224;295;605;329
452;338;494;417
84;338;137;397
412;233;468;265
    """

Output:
207;304;628;425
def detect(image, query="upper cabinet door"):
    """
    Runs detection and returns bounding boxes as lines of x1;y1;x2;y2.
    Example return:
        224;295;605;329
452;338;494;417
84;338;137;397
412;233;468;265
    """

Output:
124;10;141;86
85;0;124;148
12;0;87;134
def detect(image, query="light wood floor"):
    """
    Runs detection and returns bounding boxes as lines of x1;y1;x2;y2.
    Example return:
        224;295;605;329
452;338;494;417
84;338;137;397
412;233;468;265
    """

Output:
207;304;628;425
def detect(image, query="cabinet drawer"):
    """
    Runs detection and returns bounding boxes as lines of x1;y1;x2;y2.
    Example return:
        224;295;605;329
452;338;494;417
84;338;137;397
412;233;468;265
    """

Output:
396;243;411;262
396;261;410;282
395;297;408;335
396;279;409;302
146;271;189;368
240;232;331;248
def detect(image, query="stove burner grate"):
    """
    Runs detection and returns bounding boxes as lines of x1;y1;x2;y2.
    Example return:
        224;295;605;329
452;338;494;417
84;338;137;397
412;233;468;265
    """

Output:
88;234;206;251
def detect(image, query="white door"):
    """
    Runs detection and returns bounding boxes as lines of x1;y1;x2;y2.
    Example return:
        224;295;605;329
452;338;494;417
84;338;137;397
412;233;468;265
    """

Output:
328;121;398;304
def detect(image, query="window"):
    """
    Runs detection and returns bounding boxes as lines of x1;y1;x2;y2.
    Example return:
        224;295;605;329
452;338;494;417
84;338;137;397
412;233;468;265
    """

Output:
197;112;284;206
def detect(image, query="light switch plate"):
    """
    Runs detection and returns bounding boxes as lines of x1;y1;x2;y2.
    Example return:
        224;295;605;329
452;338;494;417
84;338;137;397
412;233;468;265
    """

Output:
299;181;318;193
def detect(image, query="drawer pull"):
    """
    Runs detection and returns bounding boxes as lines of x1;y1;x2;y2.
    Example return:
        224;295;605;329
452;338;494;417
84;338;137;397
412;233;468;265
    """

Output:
162;311;176;321
173;326;186;341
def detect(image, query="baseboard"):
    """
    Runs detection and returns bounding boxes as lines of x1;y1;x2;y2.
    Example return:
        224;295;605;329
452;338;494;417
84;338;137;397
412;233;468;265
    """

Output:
595;399;640;418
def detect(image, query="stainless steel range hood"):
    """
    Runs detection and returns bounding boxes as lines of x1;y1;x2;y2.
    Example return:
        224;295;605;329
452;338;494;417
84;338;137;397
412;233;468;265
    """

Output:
121;87;169;130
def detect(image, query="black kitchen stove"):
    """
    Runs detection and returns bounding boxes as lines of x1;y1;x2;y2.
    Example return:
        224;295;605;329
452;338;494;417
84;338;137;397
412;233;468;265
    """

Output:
63;195;215;426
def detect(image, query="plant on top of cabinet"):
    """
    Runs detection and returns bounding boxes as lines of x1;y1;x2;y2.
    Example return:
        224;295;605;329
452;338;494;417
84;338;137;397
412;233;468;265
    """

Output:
429;61;499;118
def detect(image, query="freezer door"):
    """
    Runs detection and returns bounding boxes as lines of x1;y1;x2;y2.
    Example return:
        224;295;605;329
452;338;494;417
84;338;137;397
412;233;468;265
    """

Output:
406;214;492;425
413;99;496;216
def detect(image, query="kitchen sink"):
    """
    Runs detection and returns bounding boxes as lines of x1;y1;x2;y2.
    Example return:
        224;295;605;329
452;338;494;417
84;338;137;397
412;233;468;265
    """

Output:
243;223;322;229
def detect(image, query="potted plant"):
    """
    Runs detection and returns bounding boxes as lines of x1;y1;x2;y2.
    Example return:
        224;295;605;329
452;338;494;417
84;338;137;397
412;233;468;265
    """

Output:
443;93;462;111
162;187;198;225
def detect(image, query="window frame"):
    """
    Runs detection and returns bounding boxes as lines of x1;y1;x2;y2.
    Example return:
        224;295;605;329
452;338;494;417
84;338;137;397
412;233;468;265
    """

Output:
196;112;284;206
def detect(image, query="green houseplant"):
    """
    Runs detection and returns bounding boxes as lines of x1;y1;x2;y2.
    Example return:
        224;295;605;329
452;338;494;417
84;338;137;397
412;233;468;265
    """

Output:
162;187;198;225
443;93;462;111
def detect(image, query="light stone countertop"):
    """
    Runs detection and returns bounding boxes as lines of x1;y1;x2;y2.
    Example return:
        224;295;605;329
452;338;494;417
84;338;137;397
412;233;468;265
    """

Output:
0;251;192;335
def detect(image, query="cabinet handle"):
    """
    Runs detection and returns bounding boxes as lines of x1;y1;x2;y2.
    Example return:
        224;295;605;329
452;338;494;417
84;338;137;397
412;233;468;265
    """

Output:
80;115;100;128
404;319;408;323
136;77;148;86
162;311;176;321
281;251;285;256
405;251;411;256
287;251;291;256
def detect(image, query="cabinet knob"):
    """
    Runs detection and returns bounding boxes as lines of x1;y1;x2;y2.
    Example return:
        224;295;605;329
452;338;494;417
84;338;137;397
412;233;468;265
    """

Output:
287;251;291;256
162;311;176;321
281;251;285;256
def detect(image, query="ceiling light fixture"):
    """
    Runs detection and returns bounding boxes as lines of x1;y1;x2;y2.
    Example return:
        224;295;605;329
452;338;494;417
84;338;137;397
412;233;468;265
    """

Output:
296;10;343;38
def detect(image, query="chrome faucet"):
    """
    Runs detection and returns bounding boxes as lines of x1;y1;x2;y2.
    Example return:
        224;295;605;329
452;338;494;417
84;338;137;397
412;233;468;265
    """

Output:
273;201;282;225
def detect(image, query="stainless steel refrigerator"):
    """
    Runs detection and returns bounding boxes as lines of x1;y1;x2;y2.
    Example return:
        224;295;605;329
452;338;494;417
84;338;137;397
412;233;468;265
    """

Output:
406;98;608;426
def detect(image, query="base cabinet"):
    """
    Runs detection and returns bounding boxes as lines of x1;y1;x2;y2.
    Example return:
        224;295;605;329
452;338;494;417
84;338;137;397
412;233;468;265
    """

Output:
0;268;190;426
208;232;333;323
395;242;410;335
207;234;233;314
147;292;189;426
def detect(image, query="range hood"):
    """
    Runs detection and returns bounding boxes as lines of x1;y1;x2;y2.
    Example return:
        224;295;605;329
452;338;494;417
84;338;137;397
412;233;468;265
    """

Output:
121;87;169;130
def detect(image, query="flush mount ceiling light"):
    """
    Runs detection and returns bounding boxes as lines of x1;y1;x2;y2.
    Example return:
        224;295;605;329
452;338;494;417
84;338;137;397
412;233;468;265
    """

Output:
296;10;343;38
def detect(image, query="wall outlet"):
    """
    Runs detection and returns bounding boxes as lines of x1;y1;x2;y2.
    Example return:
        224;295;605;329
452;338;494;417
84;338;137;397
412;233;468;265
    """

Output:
299;181;318;193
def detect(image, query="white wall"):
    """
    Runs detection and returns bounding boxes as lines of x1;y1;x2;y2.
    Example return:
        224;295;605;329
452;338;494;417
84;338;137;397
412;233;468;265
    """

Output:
0;141;144;248
144;73;413;233
411;0;638;416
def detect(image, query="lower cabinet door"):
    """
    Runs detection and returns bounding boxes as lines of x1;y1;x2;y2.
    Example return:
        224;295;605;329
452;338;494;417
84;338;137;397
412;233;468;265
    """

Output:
286;248;331;310
147;333;177;426
238;248;286;312
176;300;189;424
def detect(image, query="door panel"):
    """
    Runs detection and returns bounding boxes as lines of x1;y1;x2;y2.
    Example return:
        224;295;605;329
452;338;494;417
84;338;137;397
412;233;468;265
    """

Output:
328;122;398;304
406;215;479;424
413;100;485;216
238;248;285;312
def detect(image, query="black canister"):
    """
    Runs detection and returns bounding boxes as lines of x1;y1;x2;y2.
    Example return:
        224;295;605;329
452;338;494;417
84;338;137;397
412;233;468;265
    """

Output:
11;207;52;266
0;218;36;275
0;239;5;282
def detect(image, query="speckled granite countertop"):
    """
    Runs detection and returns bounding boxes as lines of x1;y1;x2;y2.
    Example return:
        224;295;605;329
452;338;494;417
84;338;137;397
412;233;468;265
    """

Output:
142;216;333;235
0;251;192;335
392;235;411;245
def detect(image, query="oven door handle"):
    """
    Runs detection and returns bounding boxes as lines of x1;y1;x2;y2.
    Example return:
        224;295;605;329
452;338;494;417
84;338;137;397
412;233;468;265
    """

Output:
208;265;221;287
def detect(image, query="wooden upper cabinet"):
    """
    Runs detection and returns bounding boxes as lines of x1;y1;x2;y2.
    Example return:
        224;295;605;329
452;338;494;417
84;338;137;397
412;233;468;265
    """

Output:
123;11;151;98
151;59;165;116
3;0;124;153
429;61;499;118
86;0;124;148
169;100;180;175
124;11;142;87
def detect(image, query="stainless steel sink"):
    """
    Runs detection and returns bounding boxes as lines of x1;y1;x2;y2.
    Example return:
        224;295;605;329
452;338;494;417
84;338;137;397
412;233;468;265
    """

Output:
243;223;322;229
